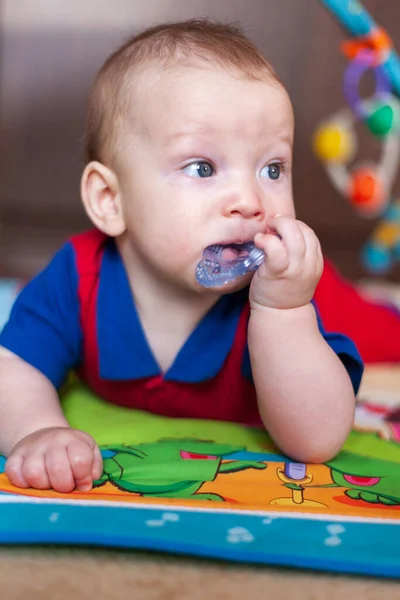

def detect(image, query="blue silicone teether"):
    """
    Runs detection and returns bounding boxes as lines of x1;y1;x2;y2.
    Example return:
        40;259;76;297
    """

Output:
196;242;265;288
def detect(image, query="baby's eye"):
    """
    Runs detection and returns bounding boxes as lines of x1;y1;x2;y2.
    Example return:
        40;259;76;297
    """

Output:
182;161;214;178
260;163;281;180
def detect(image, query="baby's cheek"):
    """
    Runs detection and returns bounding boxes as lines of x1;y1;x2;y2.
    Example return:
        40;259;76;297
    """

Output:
174;242;195;267
166;228;193;254
280;204;295;220
275;191;295;219
152;233;194;271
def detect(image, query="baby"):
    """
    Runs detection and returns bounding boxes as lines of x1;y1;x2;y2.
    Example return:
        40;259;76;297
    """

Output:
0;20;363;493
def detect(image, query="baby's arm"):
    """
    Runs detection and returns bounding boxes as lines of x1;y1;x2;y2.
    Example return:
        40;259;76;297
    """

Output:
0;347;102;492
0;243;103;492
248;216;359;463
248;303;356;463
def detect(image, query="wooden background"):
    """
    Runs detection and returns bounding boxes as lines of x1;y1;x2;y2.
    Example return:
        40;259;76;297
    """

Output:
0;0;399;280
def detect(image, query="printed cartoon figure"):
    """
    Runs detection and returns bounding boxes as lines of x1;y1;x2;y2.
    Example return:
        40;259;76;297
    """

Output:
94;439;267;501
270;462;327;508
326;451;400;506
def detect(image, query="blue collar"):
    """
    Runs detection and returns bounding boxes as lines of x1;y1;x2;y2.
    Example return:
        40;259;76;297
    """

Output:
97;240;248;383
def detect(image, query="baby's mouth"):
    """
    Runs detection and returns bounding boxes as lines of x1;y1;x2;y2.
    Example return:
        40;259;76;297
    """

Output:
207;243;253;262
196;242;265;288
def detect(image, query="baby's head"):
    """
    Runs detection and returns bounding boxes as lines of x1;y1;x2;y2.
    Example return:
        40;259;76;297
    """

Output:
84;19;287;165
81;20;295;292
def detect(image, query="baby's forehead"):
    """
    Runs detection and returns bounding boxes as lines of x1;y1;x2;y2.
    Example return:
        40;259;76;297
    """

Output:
128;59;289;118
112;59;293;155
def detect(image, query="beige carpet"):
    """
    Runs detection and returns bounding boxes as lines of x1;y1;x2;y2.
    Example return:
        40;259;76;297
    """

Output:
1;545;400;600
1;365;400;600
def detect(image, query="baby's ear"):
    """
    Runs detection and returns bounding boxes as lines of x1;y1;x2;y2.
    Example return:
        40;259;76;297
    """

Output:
81;161;126;237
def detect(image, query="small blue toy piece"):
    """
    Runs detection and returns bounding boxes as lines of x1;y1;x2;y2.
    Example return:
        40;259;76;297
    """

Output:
196;242;265;288
284;462;307;481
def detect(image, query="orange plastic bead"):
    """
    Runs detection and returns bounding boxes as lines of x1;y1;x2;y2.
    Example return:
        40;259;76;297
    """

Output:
348;168;384;211
341;28;393;64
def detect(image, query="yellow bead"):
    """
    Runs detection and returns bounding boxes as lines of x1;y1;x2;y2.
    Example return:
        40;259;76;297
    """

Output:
313;123;355;163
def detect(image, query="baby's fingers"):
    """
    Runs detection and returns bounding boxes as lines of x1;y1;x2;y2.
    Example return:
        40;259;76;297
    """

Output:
5;453;30;489
297;221;323;270
67;437;96;492
255;233;288;274
92;444;104;481
45;446;75;493
20;452;51;490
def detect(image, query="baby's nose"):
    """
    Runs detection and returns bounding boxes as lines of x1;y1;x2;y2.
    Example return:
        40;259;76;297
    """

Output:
223;189;265;220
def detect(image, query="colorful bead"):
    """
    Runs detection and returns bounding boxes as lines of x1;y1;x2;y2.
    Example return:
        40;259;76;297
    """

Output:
313;123;355;162
366;101;398;136
348;167;384;208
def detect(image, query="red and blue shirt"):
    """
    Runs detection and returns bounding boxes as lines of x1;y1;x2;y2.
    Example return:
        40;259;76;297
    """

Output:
0;229;363;426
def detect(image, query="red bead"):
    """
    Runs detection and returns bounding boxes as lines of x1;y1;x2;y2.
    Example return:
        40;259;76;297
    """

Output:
348;168;383;208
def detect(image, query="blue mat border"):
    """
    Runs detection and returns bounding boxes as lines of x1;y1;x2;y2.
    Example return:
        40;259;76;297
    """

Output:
1;498;399;578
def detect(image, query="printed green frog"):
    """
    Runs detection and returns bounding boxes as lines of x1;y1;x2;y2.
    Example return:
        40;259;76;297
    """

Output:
94;438;267;501
326;451;400;506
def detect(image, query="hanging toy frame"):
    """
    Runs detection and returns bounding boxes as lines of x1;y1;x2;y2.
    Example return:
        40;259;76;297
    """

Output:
314;0;400;274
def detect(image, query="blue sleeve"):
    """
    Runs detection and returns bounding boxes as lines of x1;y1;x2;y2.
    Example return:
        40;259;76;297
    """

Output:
242;302;364;394
0;242;82;389
313;303;364;394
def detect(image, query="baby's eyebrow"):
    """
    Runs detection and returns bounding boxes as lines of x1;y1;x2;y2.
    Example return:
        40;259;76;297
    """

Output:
162;125;294;154
165;128;209;143
164;131;192;144
164;118;224;141
275;137;294;151
162;129;217;152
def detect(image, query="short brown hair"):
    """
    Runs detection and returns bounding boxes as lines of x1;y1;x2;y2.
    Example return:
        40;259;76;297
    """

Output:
85;19;282;164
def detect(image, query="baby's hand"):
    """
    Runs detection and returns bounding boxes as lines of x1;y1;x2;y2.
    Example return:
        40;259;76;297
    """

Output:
5;427;103;493
249;215;323;310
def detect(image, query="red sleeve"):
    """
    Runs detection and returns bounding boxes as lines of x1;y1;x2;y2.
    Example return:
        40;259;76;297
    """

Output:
314;259;400;364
